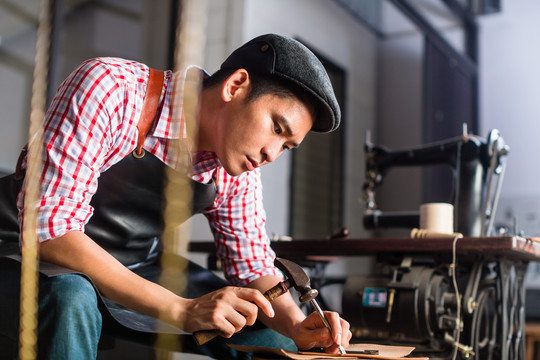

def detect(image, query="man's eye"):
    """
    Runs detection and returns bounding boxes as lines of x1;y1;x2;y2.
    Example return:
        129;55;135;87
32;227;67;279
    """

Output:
274;123;282;135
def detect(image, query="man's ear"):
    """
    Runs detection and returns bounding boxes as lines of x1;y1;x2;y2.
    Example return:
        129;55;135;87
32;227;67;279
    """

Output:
222;69;250;102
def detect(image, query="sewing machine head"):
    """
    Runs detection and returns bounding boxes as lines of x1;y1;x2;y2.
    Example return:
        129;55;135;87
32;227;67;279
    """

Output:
362;127;509;237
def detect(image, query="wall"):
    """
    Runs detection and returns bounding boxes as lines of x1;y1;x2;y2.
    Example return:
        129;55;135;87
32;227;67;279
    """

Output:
0;9;37;174
376;32;424;228
479;0;540;235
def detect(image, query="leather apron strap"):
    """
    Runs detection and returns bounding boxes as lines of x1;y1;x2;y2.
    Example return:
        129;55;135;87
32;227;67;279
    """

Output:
136;68;165;156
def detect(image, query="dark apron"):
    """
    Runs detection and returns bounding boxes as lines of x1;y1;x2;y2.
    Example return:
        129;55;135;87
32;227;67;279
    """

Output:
84;148;217;268
0;148;226;339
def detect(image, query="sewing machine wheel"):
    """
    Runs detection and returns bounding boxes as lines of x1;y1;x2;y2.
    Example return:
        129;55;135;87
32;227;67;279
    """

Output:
469;286;498;359
342;266;453;342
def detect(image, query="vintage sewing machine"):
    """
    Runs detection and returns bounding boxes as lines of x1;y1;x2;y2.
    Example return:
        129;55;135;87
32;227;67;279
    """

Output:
362;126;509;237
342;128;521;360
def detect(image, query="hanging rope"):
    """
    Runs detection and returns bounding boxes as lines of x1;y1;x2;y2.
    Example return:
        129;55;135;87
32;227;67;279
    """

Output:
19;0;52;359
156;0;208;357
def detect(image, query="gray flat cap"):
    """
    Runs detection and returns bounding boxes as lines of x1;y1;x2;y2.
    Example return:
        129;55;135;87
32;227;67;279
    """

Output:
220;34;340;133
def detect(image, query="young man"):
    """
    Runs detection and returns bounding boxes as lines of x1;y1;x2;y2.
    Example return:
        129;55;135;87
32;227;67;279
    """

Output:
0;33;351;359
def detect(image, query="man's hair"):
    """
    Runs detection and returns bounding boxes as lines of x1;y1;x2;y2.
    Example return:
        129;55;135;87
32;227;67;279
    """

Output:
203;68;318;115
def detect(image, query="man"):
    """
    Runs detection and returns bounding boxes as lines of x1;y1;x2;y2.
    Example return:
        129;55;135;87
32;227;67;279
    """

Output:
0;33;351;359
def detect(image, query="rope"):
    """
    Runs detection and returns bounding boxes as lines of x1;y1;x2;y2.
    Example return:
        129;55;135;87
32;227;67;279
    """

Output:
448;233;476;359
19;0;52;359
156;0;208;357
450;234;461;360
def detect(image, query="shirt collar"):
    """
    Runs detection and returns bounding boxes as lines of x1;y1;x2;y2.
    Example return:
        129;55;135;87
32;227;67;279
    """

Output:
152;65;209;140
192;151;221;177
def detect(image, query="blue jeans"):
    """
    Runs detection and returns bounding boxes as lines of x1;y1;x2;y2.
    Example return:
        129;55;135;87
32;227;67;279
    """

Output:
0;258;295;360
0;260;101;359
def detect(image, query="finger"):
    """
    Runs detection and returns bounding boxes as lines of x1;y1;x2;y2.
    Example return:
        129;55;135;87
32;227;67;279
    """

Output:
221;310;248;336
237;288;275;318
230;300;259;326
210;313;237;338
211;292;254;335
341;319;352;346
193;293;245;336
324;311;343;344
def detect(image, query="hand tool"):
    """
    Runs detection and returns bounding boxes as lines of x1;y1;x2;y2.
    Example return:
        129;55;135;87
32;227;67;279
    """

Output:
309;296;346;355
194;257;330;346
273;259;346;354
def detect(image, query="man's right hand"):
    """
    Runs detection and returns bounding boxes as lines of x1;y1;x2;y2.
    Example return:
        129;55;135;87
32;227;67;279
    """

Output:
175;286;275;337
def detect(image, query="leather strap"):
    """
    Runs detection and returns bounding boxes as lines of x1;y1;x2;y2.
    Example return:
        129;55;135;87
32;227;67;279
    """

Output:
136;68;165;156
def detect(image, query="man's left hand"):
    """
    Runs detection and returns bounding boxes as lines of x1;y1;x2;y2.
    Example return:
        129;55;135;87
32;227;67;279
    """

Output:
291;310;352;354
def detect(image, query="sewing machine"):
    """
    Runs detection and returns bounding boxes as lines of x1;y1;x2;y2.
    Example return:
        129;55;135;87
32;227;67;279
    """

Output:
340;128;522;359
362;126;509;237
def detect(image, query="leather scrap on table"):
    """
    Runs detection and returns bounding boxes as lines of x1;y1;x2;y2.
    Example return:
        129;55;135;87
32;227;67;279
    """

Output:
228;343;430;359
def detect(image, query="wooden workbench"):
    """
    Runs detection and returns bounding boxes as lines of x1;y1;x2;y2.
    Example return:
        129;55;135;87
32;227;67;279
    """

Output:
190;236;540;360
190;236;540;262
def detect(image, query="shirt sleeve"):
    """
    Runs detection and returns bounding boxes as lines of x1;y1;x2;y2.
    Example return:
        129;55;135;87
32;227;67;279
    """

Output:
204;168;282;286
18;58;132;243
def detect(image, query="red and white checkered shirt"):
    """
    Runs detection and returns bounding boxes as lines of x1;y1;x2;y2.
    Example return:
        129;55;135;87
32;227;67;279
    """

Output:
18;57;279;286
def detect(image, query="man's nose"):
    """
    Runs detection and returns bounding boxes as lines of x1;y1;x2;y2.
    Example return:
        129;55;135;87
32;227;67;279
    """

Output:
263;142;282;164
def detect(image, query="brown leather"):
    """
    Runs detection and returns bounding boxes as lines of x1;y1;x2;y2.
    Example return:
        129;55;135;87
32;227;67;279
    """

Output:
136;68;165;155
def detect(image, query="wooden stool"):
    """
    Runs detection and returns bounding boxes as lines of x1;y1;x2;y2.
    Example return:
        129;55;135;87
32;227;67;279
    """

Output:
526;323;540;360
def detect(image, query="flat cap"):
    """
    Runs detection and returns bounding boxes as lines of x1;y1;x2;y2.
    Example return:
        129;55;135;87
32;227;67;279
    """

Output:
220;34;340;133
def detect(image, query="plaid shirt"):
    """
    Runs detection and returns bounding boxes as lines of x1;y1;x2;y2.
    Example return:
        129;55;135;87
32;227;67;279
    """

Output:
18;57;279;286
